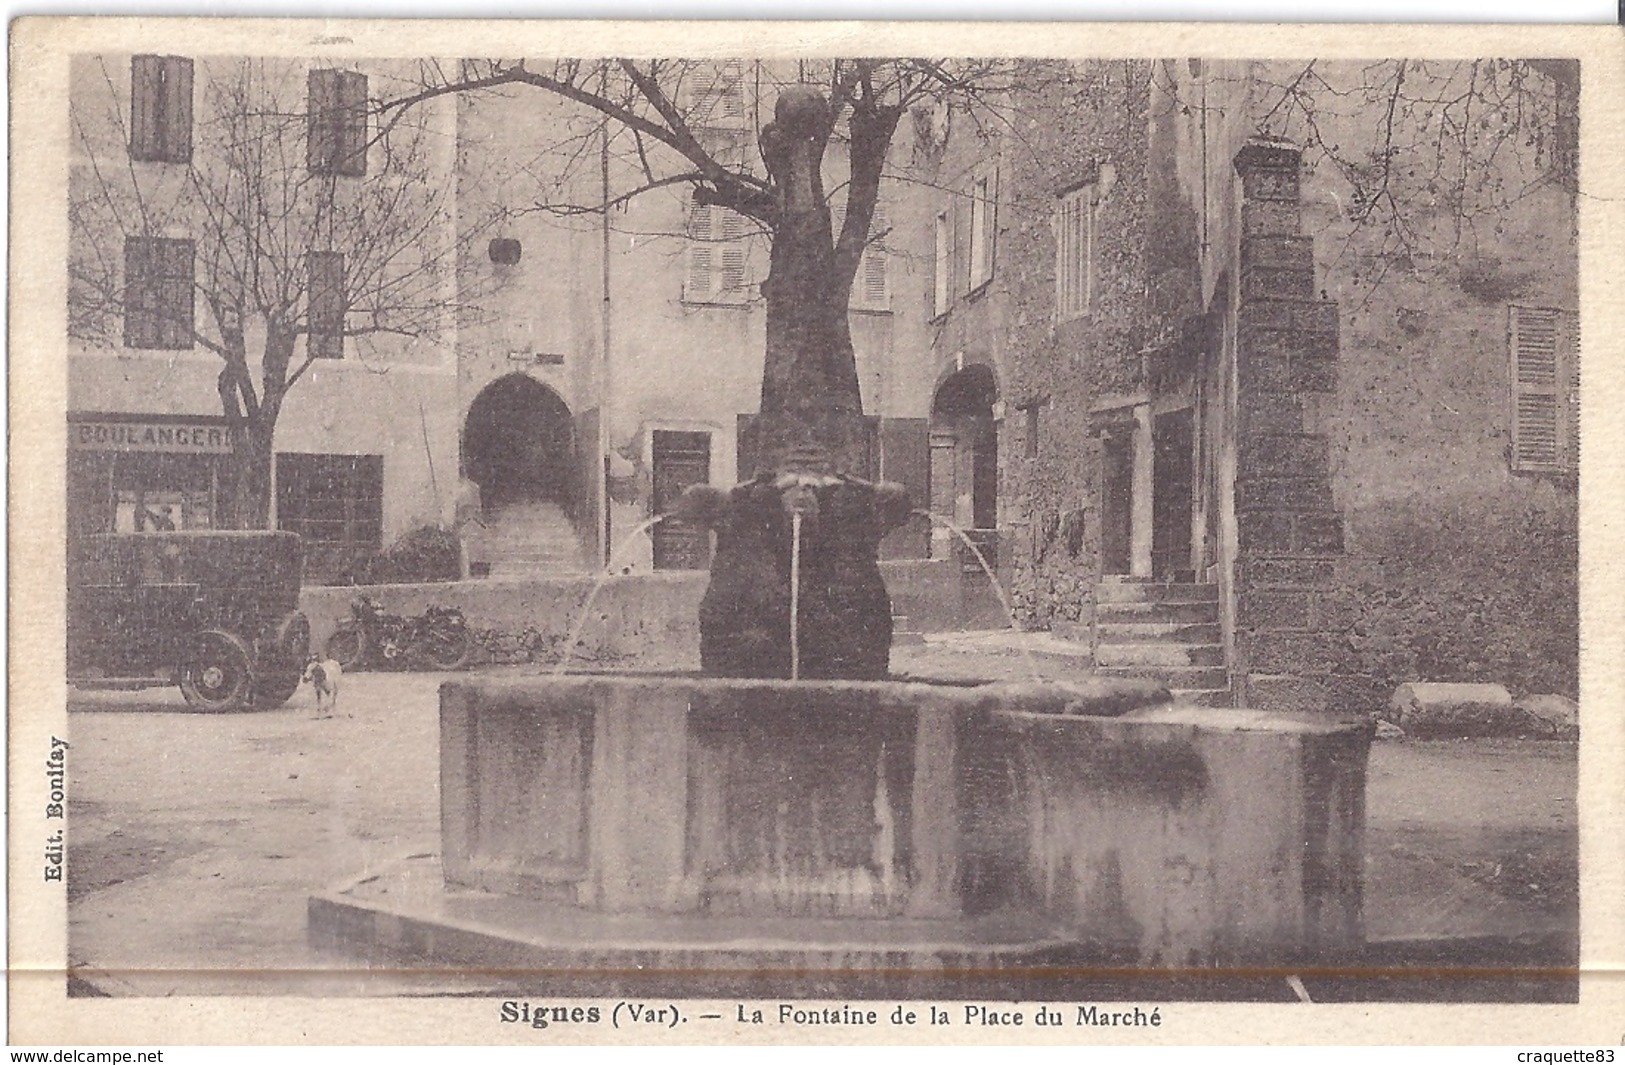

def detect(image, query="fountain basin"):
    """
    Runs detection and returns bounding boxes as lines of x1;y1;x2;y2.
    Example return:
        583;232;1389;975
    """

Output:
310;673;1369;988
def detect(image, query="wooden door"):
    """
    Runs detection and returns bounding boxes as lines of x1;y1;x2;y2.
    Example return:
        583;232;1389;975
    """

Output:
651;431;712;570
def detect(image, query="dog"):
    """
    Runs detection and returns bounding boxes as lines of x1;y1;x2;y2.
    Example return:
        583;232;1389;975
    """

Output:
303;656;345;718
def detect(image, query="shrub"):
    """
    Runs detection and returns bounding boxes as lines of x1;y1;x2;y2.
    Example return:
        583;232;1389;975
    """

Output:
353;524;462;585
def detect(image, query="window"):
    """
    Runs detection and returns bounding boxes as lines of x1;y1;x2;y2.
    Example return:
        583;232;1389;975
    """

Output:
1510;306;1579;473
834;200;890;312
307;252;346;359
1056;183;1097;320
684;202;750;305
275;453;383;578
933;209;951;318
130;55;193;163
307;69;368;176
967;168;997;292
688;60;746;129
123;237;194;349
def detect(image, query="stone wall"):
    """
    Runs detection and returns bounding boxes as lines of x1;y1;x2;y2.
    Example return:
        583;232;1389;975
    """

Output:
299;559;1001;670
993;60;1157;631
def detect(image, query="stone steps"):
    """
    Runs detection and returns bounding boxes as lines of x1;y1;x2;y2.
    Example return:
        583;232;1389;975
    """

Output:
1095;581;1228;704
1096;600;1221;625
1094;642;1225;668
1096;621;1221;644
473;501;587;577
1097;663;1230;689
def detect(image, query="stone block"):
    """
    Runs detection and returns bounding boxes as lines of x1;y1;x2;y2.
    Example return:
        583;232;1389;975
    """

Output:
1242;673;1330;714
1387;682;1525;738
1293;300;1341;333
1238;350;1295;393
1515;693;1579;740
1241;434;1331;480
1289;354;1339;394
1237;588;1311;629
1241;235;1315;271
1239;511;1295;553
1238;557;1336;587
1294;513;1346;555
1242;264;1316;301
1239;298;1296;330
1242;633;1350;674
1311;589;1361;631
1240;201;1302;239
1236;476;1334;513
1239;394;1306;436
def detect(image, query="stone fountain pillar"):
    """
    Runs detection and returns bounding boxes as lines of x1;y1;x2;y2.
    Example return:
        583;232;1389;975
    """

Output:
680;87;909;680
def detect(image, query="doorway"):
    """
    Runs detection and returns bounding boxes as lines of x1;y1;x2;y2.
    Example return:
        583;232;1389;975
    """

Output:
929;364;998;535
651;430;712;570
462;374;576;514
1151;408;1195;581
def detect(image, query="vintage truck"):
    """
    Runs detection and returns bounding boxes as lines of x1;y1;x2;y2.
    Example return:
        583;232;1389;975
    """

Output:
67;530;310;711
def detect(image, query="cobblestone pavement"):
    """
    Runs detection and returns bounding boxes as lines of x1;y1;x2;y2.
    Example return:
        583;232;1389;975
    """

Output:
63;648;1577;1000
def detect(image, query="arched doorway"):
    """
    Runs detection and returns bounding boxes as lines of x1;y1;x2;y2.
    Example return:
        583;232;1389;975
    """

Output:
929;365;998;561
462;374;576;513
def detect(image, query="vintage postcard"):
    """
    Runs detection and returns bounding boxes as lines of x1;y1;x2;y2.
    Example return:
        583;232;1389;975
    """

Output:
8;17;1624;1046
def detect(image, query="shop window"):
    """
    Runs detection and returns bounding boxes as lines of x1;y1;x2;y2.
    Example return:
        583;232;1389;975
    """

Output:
130;55;193;163
123;236;194;350
307;251;346;359
1509;305;1579;473
684;202;750;305
307;68;368;176
276;453;383;575
1056;182;1097;321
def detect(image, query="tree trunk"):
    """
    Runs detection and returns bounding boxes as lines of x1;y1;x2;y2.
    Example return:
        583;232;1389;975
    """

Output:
223;421;274;529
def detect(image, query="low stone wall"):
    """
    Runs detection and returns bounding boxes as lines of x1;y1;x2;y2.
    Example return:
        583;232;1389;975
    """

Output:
299;559;1002;669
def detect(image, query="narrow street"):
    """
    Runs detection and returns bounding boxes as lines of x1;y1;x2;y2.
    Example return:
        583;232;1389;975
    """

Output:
65;654;1578;1001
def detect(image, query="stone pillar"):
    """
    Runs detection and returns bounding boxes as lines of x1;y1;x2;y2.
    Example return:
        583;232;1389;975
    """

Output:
1231;143;1346;714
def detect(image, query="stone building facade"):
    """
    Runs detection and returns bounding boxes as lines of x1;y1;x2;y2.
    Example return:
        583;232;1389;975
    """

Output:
928;58;1580;710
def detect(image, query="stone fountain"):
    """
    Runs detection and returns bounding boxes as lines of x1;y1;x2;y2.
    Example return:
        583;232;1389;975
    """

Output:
309;89;1370;998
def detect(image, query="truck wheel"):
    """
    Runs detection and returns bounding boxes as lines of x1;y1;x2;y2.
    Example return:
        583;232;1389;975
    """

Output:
254;612;310;708
324;624;368;671
179;630;254;712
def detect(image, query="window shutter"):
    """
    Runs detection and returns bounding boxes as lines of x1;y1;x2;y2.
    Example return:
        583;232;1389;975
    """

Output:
1511;306;1562;470
718;208;748;299
933;210;950;317
156;238;194;348
123;238;154;347
861;203;889;309
308;251;346;358
130;56;162;160
685;203;714;302
308;69;338;172
308;69;364;175
1566;311;1580;468
162;57;193;163
337;71;368;177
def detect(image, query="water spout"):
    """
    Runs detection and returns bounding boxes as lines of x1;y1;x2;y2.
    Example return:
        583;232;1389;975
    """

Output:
554;514;670;676
789;511;803;681
914;509;1043;682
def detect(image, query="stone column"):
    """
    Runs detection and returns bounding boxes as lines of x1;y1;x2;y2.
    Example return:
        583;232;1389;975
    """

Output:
1231;142;1347;714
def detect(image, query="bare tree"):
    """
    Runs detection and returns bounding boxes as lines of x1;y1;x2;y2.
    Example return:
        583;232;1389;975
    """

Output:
1230;58;1578;294
70;57;472;528
383;58;1015;471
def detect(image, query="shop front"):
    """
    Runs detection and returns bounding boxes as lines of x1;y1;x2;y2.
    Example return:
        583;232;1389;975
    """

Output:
68;413;235;541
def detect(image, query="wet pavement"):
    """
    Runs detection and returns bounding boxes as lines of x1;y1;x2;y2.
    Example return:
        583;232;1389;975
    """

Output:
63;642;1578;1001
